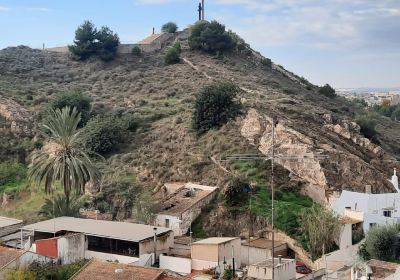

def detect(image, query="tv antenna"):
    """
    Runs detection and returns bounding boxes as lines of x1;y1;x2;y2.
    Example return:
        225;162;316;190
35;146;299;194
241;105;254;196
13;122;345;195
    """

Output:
220;117;329;280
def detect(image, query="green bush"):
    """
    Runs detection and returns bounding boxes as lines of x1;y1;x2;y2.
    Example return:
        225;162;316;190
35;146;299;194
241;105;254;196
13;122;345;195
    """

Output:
164;42;181;65
69;21;120;61
355;113;378;140
131;46;142;56
6;270;36;280
261;58;272;67
50;91;91;126
161;22;178;33
225;176;250;207
80;115;127;154
318;84;336;98
192;81;242;134
0;161;26;191
188;20;235;53
363;224;400;261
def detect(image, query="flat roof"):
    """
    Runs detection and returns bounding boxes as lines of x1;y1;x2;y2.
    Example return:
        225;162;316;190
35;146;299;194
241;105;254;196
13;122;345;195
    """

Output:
23;217;171;243
159;183;217;216
193;237;238;245
251;258;295;268
73;260;164;280
0;216;22;228
242;238;286;249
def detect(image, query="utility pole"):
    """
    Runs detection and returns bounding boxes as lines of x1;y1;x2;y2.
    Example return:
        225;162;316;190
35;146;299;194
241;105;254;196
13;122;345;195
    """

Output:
222;117;329;280
153;227;157;266
198;2;202;21
202;0;205;20
231;245;235;278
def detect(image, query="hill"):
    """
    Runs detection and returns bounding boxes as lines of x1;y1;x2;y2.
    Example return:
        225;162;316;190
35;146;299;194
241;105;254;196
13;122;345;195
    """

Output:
0;28;399;235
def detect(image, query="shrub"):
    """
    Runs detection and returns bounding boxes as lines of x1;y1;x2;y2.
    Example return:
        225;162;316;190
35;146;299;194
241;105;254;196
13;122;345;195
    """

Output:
161;22;178;33
80;115;127;154
0;161;26;187
192;81;242;134
39;194;85;218
69;21;120;61
261;58;272;67
355;113;378;140
225;176;251;207
188;20;235;53
164;42;181;65
363;224;400;261
131;46;142;56
6;270;36;280
318;84;336;98
50;91;91;126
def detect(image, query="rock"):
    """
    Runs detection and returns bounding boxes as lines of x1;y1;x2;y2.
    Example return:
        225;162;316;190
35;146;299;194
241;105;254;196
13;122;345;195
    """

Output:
0;97;34;137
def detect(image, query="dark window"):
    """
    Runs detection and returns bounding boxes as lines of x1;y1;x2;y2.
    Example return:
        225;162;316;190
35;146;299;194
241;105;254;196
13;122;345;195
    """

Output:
165;219;170;228
87;236;139;257
383;210;392;217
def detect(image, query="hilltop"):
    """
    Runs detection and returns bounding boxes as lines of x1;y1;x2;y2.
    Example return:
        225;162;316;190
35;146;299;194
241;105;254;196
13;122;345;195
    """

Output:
0;27;399;235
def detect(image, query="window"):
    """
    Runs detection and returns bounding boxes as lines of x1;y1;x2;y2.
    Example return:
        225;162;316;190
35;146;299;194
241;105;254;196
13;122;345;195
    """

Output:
345;207;351;210
383;210;392;217
165;219;170;228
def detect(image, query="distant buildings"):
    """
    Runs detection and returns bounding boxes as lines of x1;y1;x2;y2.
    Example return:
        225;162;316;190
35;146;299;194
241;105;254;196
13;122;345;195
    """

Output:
247;257;296;280
337;89;400;106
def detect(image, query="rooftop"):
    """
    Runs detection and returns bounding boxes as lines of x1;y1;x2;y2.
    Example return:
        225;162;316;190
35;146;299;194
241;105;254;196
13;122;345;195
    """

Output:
193;237;238;245
159;183;217;216
72;260;164;280
23;217;171;242
138;33;163;45
250;258;295;268
0;246;23;268
242;238;286;249
0;216;22;228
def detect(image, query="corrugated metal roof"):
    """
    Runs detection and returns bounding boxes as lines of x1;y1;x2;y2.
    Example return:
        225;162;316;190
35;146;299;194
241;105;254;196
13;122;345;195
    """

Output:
193;237;238;245
0;216;22;228
23;217;171;242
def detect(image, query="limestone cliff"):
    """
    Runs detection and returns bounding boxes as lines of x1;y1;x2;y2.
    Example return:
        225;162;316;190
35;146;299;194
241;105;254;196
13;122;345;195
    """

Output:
241;109;396;203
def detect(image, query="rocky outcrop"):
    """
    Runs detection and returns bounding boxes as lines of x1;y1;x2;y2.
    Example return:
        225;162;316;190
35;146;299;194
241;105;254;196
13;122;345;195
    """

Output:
241;109;395;203
0;97;34;137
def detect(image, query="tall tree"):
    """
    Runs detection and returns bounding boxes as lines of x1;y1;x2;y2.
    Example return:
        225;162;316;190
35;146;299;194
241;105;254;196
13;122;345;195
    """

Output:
68;20;98;60
299;205;341;260
28;107;100;204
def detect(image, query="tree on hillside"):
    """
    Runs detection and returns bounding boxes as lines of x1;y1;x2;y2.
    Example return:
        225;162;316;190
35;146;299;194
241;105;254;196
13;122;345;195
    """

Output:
28;107;100;205
50;91;91;126
355;113;378;140
189;20;235;53
299;205;341;260
164;42;181;65
318;84;336;98
68;21;98;60
69;21;120;61
161;22;178;33
96;26;120;61
192;81;242;134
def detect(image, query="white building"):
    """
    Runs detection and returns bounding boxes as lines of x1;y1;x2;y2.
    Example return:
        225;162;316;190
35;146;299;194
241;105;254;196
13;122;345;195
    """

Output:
332;169;400;233
247;258;296;280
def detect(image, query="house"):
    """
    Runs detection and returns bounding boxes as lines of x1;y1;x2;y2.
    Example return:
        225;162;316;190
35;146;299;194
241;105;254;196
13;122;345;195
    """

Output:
155;183;218;236
21;217;174;264
0;216;22;238
247;257;296;280
191;237;241;272
332;169;400;233
72;259;165;280
241;238;288;266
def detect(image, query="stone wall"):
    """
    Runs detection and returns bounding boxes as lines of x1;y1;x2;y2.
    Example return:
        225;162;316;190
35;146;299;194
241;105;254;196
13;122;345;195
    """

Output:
0;98;33;137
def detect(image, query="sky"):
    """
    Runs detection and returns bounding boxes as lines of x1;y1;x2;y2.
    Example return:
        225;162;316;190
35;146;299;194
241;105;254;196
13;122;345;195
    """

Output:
0;0;399;88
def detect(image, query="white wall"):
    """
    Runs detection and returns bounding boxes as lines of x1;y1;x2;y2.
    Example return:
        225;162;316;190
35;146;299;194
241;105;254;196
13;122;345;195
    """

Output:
339;224;353;250
160;254;191;274
84;250;139;264
155;214;182;236
247;259;296;280
57;234;85;265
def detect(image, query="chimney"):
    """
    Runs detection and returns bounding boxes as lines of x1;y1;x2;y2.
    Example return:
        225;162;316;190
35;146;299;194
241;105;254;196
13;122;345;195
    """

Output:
392;168;399;193
365;185;372;194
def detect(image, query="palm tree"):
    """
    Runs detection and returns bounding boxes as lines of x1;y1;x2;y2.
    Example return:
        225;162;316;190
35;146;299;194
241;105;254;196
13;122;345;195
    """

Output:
40;194;86;218
28;106;100;205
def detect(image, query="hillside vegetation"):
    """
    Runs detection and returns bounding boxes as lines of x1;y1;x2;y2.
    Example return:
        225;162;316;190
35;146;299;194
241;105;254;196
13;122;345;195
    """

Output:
0;24;399;242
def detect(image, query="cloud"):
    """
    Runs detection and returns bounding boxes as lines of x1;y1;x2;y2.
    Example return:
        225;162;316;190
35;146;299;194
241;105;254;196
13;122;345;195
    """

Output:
0;6;10;11
213;0;400;51
26;7;51;12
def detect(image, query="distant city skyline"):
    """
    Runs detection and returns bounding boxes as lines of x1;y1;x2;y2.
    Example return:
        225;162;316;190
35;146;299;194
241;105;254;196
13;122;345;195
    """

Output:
0;0;399;88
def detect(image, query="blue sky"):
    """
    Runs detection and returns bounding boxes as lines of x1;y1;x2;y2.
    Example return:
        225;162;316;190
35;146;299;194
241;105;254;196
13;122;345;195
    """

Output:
0;0;399;88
